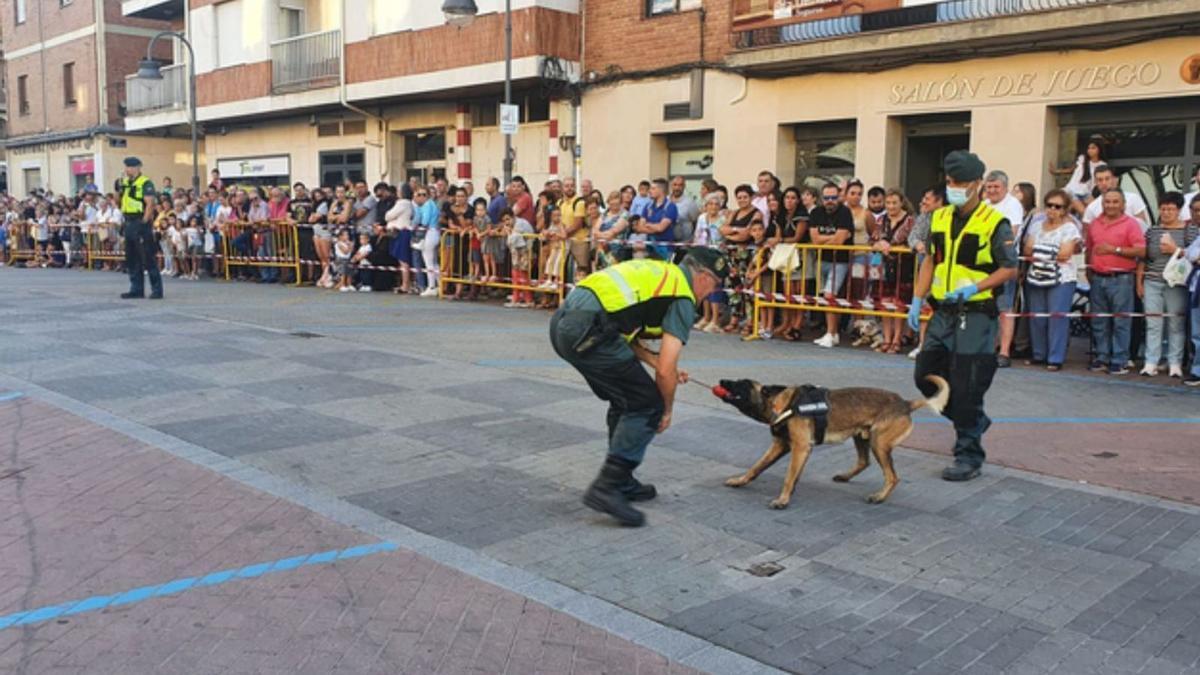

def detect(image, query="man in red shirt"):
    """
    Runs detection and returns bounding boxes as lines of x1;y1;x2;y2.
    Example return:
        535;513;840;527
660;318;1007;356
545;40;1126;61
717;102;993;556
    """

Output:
1085;189;1146;374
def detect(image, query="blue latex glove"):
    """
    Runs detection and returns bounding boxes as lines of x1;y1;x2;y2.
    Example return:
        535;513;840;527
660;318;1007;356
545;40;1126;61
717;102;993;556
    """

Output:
907;297;924;332
942;283;979;302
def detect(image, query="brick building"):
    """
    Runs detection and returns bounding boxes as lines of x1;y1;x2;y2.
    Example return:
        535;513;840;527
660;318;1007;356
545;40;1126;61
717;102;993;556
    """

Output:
122;0;580;191
0;0;193;197
116;0;1200;210
582;0;1200;211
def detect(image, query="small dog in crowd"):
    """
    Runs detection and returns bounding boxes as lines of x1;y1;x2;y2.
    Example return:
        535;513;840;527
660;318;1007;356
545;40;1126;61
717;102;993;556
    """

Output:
714;375;949;508
849;318;883;348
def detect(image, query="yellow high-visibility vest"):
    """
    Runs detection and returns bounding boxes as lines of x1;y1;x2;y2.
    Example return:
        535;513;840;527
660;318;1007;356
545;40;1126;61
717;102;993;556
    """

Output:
929;202;1005;303
577;259;696;340
120;175;150;216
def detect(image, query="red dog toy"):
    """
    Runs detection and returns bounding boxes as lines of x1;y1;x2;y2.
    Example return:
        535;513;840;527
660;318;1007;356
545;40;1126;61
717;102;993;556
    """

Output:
712;384;729;399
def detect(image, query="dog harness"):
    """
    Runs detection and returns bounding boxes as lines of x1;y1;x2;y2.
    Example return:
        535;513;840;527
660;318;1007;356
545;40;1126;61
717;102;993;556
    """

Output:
770;385;831;445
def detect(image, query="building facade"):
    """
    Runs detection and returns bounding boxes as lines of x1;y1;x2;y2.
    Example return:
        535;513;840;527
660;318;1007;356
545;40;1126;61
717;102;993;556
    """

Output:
122;0;581;191
582;0;1200;216
1;0;195;197
114;0;1200;212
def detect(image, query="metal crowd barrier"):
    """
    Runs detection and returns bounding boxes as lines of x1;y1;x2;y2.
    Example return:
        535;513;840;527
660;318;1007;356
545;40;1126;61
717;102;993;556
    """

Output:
437;230;568;304
85;228;126;269
6;221;37;265
222;220;301;285
749;242;922;336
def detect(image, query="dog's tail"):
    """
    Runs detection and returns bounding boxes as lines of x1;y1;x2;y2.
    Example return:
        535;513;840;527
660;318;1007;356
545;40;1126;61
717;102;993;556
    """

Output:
910;375;950;415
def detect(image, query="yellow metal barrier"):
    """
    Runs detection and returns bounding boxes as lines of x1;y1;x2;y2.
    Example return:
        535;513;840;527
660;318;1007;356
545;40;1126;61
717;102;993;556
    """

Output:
7;221;38;265
85;227;126;269
222;220;301;285
750;242;921;336
438;230;567;305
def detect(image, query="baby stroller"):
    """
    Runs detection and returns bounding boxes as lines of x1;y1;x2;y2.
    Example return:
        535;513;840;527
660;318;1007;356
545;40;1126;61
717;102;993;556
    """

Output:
1070;281;1091;338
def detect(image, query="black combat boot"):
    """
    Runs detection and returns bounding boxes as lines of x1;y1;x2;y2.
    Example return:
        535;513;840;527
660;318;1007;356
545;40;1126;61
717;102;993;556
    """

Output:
582;456;646;527
618;471;657;502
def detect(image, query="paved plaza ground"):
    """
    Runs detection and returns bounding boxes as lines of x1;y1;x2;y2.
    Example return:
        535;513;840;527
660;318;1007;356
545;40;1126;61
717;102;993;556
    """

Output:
1;268;1198;674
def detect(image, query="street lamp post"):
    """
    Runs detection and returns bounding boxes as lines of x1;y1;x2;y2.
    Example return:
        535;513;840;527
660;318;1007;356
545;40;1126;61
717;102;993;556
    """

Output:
442;0;513;187
136;32;199;196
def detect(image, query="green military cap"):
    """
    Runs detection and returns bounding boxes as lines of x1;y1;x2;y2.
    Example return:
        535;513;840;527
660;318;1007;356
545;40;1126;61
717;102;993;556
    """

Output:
683;247;729;282
944;150;985;182
124;157;143;167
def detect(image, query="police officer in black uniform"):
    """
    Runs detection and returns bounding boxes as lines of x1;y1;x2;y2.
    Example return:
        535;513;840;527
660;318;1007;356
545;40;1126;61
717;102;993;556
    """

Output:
908;151;1018;481
118;157;163;300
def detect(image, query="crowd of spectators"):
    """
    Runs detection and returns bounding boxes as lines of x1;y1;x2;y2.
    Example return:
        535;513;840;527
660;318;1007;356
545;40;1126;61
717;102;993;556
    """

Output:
1;152;1199;384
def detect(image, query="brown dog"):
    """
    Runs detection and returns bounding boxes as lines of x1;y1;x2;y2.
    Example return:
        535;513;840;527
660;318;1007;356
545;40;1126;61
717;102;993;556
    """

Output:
715;376;949;508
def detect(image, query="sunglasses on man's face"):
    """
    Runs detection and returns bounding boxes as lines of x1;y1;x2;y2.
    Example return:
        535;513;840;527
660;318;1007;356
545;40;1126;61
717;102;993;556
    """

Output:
1046;203;1066;210
822;195;840;202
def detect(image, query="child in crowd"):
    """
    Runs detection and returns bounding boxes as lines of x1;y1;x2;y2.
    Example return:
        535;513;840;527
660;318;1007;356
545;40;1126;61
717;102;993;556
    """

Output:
350;231;373;292
34;205;50;267
693;194;727;333
334;230;354;292
167;213;186;278
470;198;488;286
503;209;534;308
483;206;504;284
625;215;649;260
539;205;566;291
185;215;204;279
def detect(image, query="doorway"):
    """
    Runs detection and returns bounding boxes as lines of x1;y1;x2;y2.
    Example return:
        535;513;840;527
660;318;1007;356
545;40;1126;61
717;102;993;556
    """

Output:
402;130;447;188
901;113;970;205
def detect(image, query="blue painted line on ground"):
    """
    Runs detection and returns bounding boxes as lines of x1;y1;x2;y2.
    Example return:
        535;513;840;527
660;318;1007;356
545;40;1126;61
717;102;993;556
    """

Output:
915;416;1200;425
0;391;24;402
0;541;399;631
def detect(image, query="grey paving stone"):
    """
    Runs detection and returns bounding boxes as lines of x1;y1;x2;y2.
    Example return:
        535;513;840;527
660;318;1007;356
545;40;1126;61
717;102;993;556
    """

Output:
235;373;405;405
395;413;604;460
37;369;211;401
129;344;263;368
98;387;294;425
0;340;99;364
346;465;588;549
153;407;376;456
432;376;592;411
303;391;504;430
242;431;476;497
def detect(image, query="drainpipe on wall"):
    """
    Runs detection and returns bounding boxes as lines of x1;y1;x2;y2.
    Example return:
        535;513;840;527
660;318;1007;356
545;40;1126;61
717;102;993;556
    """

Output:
575;0;583;185
93;0;108;191
338;1;388;181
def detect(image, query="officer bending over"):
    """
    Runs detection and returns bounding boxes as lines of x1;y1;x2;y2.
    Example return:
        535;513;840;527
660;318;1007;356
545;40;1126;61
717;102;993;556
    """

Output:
549;250;729;526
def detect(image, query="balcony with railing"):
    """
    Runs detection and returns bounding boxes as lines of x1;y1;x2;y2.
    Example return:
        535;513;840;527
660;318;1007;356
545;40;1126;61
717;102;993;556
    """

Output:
124;63;188;115
732;0;1116;50
271;29;341;95
727;0;1196;74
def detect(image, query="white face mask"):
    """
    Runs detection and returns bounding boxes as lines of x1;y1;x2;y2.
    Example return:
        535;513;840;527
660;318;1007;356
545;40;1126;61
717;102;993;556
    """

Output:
947;184;975;207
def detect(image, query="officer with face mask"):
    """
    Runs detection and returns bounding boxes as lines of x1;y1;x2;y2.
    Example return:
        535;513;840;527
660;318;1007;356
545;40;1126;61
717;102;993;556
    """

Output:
907;151;1018;481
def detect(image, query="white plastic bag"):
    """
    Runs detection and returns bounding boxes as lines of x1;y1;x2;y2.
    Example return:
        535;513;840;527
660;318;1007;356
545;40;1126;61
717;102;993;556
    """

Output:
1162;249;1190;287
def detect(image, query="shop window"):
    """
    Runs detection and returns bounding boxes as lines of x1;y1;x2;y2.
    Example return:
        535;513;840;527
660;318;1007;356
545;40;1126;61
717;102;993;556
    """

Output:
647;0;701;17
320;151;365;188
403;131;446;163
665;131;714;198
524;95;550;123
471;101;498;128
1058;101;1200;226
794;121;856;191
63;63;76;107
